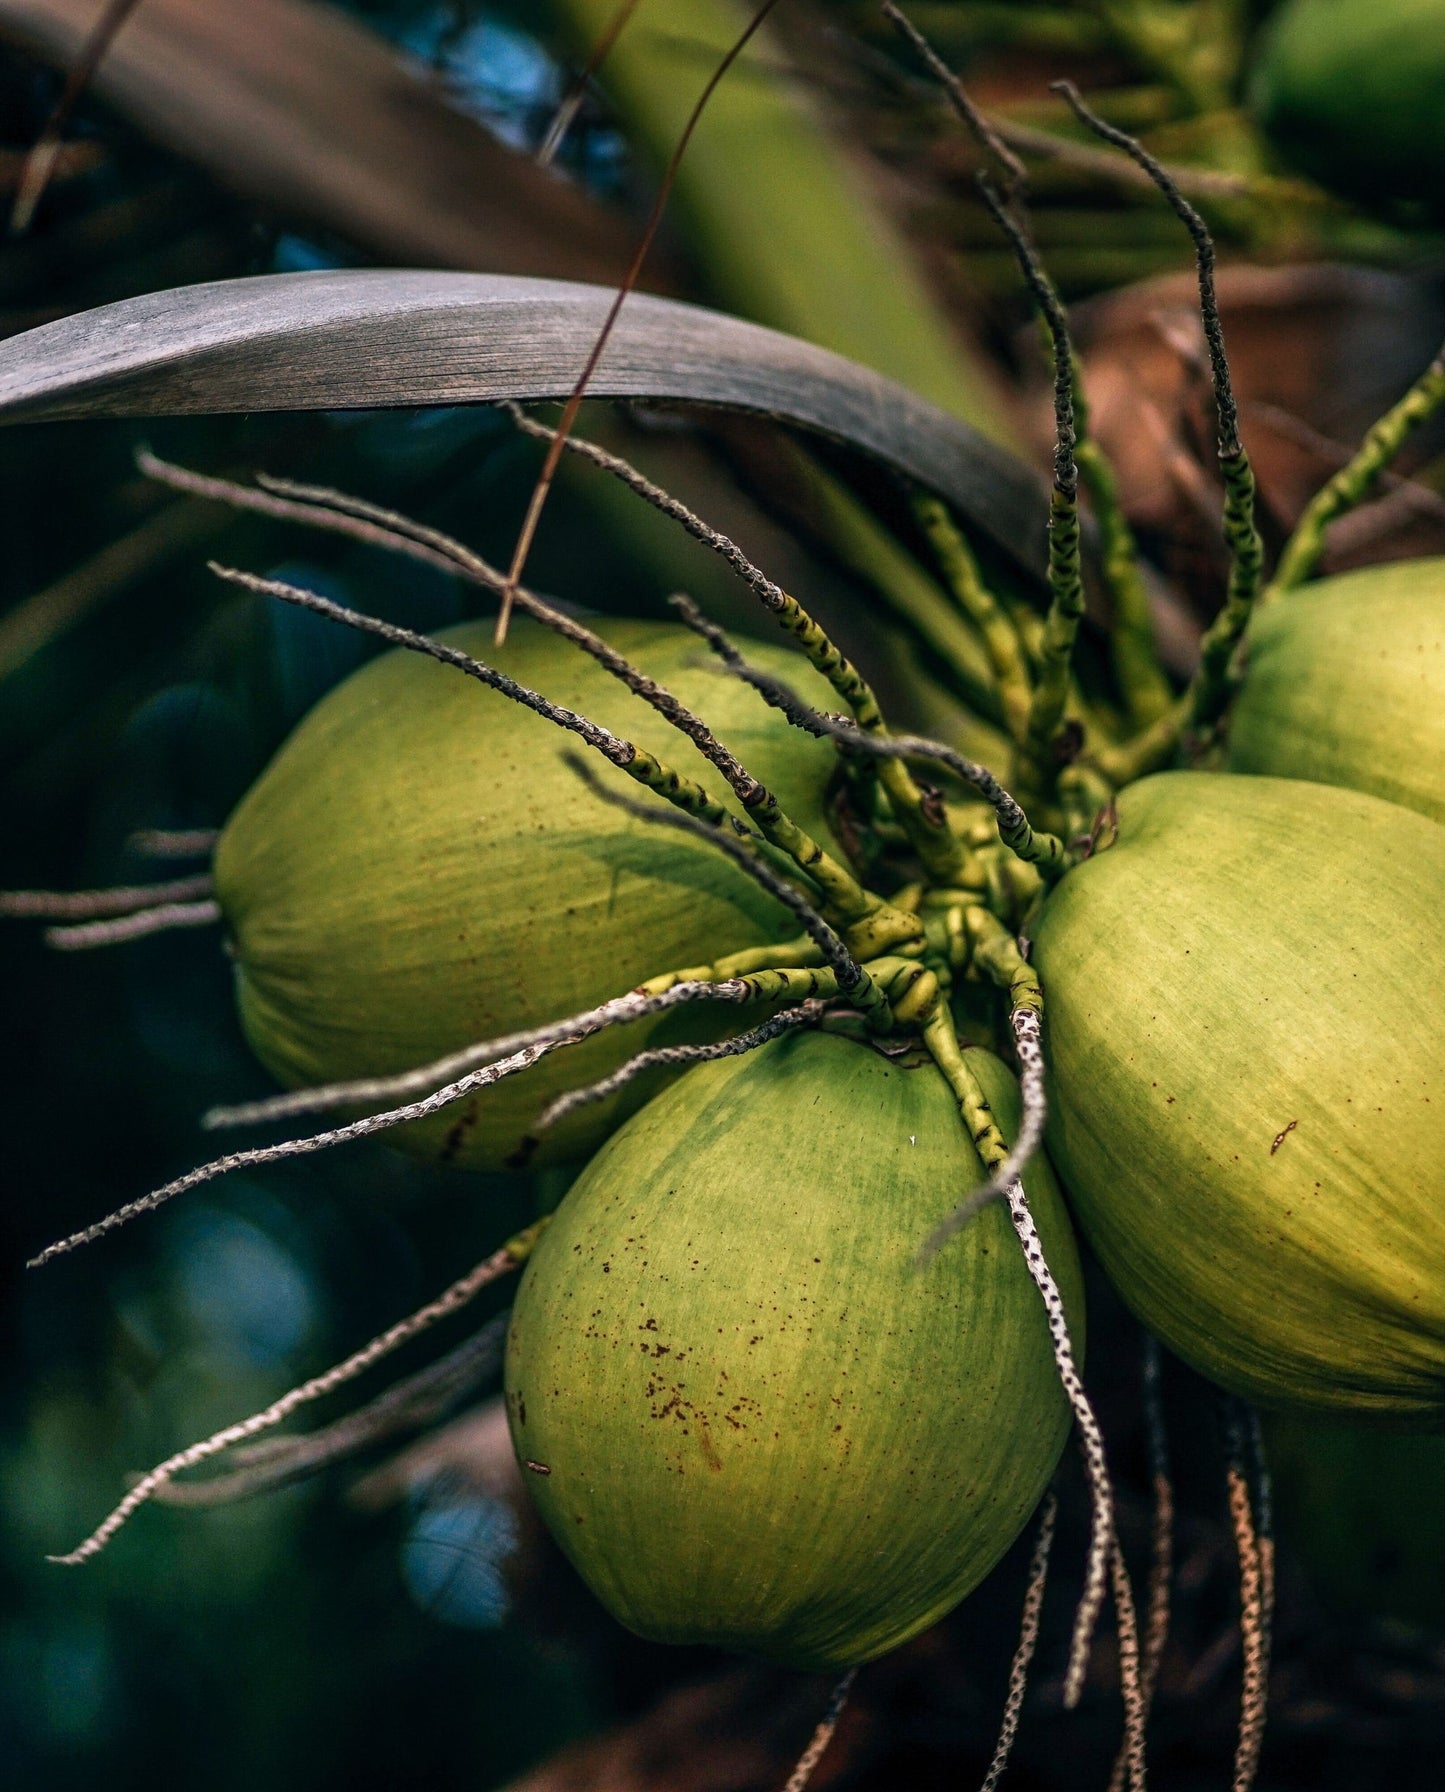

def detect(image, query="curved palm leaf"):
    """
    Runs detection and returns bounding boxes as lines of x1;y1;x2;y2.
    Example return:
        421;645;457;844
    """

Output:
0;269;1050;585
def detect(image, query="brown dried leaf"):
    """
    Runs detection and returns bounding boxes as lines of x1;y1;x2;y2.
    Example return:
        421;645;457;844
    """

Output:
1054;264;1445;609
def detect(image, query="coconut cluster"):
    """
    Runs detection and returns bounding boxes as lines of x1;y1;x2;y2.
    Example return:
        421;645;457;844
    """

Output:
7;41;1445;1791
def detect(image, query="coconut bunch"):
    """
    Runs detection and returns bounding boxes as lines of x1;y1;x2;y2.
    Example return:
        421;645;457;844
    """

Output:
5;19;1445;1792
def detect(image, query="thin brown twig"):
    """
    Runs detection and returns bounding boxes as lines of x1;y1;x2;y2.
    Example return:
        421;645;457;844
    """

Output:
151;1313;510;1508
883;2;1027;193
1110;1334;1172;1792
537;0;644;166
0;874;212;921
9;0;145;236
496;0;784;642
49;1227;542;1564
1110;1537;1149;1792
1224;1401;1271;1792
980;1492;1058;1792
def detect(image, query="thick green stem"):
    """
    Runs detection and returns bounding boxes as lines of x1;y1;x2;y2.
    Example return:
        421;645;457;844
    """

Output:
739;965;843;1006
1194;448;1264;724
743;797;889;931
1073;435;1172;727
913;493;1035;743
620;744;741;829
1091;448;1263;783
636;960;854;1016
1269;343;1445;596
1018;486;1086;793
639;937;825;997
922;1000;1010;1172
965;907;1044;1017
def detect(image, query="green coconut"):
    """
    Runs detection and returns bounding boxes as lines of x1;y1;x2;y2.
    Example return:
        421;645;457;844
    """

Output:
213;616;841;1169
1227;558;1445;824
1033;771;1445;1422
1249;0;1445;211
504;1029;1081;1670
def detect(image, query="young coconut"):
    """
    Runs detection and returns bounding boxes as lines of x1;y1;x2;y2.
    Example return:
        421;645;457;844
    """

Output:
703;63;1445;1457
505;1029;1083;1669
1222;343;1445;820
213;612;844;1169
1032;770;1445;1423
1226;557;1445;823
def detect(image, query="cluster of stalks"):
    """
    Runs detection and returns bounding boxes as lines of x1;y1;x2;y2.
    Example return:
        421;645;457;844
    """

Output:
7;6;1445;1789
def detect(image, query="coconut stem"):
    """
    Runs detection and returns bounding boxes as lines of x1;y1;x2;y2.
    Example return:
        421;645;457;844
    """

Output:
779;1667;857;1792
973;175;1086;801
1110;1335;1173;1792
520;998;828;1153
149;455;869;920
678;637;1071;882
0;873;213;920
637;934;826;997
919;922;1047;1256
33;982;751;1266
880;15;1129;781
203;978;763;1132
665;588;970;887
210;561;881;933
205;561;747;830
503;403;912;745
1140;1336;1174;1716
1052;82;1264;749
47;1223;544;1565
912;493;1035;746
564;755;895;1031
979;1490;1058;1792
1002;1181;1120;1717
1269;340;1445;596
0;873;222;950
1110;1536;1149;1792
42;900;222;951
920;1001;1012;1203
883;2;1027;195
1223;1399;1272;1792
152;1313;510;1509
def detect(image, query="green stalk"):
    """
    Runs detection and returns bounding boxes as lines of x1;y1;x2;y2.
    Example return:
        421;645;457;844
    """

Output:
783;450;1005;723
1269;343;1445;597
1070;366;1173;727
922;1001;1010;1172
913;493;1035;743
